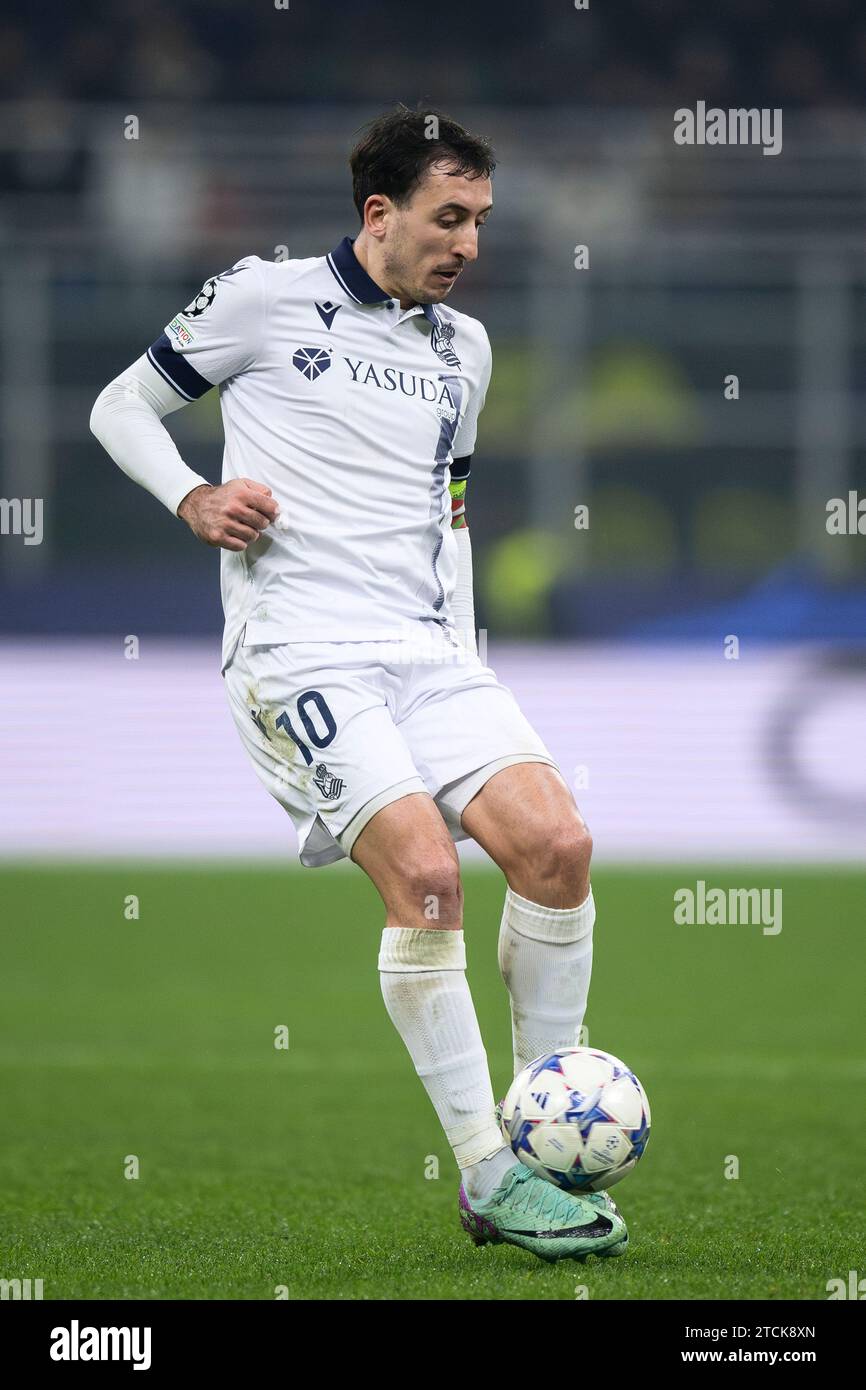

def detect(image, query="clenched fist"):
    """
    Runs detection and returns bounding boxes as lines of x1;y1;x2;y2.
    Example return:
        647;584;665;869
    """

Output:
177;478;280;552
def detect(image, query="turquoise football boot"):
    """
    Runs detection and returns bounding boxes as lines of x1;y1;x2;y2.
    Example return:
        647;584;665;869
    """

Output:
582;1188;628;1256
458;1163;626;1263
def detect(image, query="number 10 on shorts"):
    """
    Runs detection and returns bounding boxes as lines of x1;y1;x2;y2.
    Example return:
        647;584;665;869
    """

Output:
275;691;337;765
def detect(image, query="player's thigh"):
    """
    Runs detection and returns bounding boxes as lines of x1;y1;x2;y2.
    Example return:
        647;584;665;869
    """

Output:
351;790;463;930
461;760;592;902
401;674;548;787
395;638;593;897
397;640;567;842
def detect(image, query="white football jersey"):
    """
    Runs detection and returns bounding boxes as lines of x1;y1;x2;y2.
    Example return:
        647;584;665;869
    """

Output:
147;238;492;669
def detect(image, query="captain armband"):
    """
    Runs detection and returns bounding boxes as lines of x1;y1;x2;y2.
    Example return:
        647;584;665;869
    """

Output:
449;477;468;529
449;454;472;530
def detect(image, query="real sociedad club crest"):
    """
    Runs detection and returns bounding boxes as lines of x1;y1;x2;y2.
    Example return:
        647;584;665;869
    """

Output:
430;318;461;368
293;346;332;380
313;763;344;799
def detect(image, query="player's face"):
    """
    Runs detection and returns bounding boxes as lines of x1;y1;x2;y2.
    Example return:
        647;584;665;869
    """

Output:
382;164;493;306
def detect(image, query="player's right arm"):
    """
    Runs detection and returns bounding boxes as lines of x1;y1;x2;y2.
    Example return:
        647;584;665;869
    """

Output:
89;257;279;551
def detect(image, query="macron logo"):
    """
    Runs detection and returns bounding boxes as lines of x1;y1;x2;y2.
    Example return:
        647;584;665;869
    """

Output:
315;301;341;330
50;1321;152;1371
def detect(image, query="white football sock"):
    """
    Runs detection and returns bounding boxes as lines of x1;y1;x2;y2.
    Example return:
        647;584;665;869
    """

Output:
498;885;595;1076
378;926;515;1197
462;1144;520;1204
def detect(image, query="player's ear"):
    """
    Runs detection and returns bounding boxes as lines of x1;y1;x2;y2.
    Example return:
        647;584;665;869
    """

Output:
364;194;396;238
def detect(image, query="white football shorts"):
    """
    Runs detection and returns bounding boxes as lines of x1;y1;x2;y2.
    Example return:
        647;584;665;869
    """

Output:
222;621;563;867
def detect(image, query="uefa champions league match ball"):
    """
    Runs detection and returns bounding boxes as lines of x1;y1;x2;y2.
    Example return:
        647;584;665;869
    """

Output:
500;1046;651;1192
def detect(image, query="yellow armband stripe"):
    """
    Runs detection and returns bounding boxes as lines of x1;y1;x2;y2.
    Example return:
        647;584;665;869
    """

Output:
449;477;468;529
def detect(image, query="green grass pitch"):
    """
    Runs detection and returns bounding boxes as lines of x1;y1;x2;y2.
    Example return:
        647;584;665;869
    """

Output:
1;863;863;1301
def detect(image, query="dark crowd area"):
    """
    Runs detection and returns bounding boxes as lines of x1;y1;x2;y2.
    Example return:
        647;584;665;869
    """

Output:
1;0;862;110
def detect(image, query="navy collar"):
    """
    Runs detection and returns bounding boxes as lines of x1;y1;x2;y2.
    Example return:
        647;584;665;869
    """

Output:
326;236;438;324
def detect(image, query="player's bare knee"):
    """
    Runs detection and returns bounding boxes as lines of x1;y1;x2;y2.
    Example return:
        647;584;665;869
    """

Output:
401;854;463;925
547;824;592;883
518;823;592;901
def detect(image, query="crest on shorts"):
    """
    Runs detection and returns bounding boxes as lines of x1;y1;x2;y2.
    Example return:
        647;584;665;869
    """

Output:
313;762;344;799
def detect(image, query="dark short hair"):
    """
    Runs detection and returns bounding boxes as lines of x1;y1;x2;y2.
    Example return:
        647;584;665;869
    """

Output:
350;103;495;221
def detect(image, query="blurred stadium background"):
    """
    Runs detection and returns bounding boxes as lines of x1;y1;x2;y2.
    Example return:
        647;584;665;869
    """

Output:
0;0;864;861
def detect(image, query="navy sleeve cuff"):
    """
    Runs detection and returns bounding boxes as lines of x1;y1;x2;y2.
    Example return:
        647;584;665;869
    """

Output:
147;334;213;402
